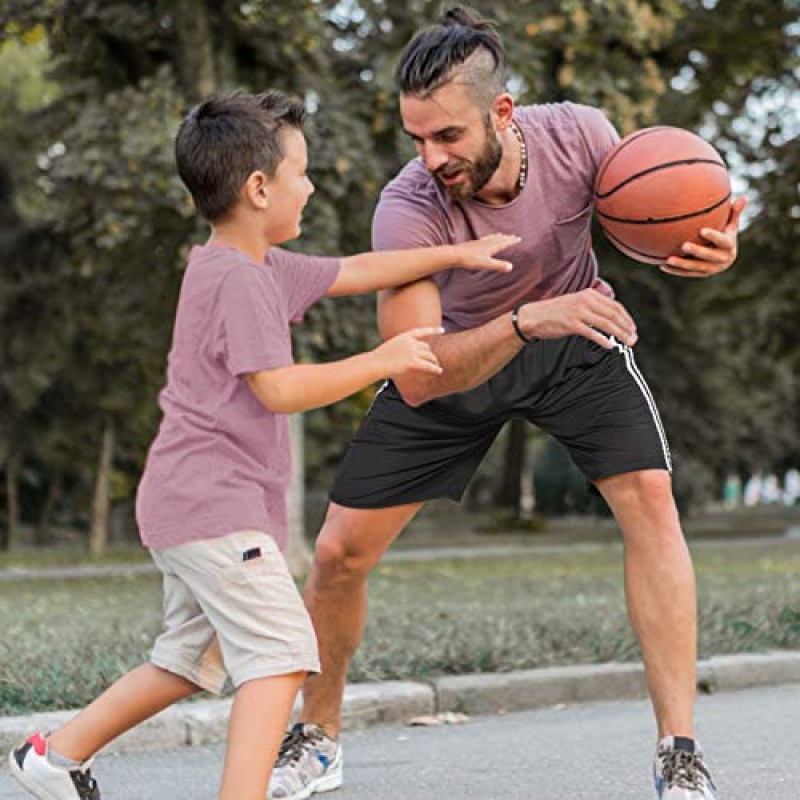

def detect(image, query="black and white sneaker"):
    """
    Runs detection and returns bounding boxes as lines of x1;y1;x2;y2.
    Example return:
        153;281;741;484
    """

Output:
654;735;717;799
9;733;101;799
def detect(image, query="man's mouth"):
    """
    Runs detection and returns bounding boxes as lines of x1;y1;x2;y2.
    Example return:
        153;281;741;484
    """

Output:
437;169;465;185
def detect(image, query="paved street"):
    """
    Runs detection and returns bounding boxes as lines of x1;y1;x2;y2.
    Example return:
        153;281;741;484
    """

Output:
2;683;797;799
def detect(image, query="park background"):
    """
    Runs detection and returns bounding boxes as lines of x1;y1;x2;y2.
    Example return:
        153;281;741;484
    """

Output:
0;0;798;715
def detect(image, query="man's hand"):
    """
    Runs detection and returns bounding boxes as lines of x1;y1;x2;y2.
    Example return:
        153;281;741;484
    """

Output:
453;233;520;273
517;289;638;350
660;196;748;278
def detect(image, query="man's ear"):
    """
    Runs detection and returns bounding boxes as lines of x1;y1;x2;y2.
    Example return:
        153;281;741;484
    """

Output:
243;171;270;210
491;93;515;131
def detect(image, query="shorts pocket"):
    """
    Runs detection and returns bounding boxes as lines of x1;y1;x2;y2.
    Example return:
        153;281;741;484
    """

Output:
220;549;287;586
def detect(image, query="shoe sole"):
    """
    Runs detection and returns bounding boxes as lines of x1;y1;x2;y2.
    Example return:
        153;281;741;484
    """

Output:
8;750;62;800
271;759;343;800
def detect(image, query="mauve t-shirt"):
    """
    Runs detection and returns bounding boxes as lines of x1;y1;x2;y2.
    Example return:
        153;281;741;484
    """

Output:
373;102;619;331
136;244;340;551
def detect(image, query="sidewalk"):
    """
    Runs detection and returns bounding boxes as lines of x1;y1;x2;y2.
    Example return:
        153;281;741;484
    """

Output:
2;651;799;758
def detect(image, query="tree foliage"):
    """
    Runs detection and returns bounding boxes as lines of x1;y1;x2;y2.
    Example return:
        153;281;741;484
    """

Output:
0;0;797;543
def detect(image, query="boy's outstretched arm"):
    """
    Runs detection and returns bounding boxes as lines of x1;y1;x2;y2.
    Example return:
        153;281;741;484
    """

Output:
325;233;519;297
245;326;442;415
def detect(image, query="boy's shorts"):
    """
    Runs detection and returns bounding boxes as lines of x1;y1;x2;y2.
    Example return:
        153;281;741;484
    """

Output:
149;530;319;694
330;336;671;509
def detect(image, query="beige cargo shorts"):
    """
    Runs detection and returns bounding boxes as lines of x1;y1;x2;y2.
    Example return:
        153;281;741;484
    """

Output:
149;530;319;693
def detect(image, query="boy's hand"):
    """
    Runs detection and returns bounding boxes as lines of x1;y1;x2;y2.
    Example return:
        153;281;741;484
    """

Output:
454;233;520;272
374;327;444;378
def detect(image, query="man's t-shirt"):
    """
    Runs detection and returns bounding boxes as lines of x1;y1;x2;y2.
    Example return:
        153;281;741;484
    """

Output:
136;244;340;551
372;102;619;332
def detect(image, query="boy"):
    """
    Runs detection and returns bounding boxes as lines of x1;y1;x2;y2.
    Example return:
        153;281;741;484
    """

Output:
8;90;518;800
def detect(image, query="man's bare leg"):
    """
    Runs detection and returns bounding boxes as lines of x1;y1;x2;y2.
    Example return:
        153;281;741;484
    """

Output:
298;502;423;737
596;469;697;739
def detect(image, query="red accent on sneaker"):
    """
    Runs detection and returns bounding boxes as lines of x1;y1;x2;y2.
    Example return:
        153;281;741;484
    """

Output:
28;732;47;757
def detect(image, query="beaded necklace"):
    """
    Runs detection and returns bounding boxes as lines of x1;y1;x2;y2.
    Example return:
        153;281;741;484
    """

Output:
509;120;528;191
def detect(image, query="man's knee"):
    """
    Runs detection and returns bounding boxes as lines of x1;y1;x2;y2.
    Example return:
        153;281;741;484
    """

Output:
312;505;390;583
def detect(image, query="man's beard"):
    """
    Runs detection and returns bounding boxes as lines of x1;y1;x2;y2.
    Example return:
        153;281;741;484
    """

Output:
435;124;503;201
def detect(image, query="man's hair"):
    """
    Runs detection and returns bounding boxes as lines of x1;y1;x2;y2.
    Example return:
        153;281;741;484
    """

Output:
394;6;506;108
175;90;305;222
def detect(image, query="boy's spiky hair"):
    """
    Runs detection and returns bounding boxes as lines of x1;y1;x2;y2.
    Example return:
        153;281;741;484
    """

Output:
175;90;305;222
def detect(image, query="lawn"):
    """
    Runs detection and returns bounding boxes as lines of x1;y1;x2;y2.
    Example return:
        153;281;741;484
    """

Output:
0;539;798;714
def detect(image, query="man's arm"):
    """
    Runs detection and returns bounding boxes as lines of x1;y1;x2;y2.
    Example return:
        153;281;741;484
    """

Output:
380;280;639;407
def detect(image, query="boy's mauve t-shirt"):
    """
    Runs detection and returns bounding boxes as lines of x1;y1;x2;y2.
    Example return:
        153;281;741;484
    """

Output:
372;102;620;332
136;244;340;551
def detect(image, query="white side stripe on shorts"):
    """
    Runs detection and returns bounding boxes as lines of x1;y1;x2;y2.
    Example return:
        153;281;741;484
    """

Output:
612;339;673;472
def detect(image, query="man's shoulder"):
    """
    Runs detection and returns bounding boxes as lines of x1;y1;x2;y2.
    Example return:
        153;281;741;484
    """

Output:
380;158;442;209
516;101;608;133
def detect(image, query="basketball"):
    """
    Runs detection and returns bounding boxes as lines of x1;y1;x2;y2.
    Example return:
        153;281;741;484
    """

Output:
593;127;732;264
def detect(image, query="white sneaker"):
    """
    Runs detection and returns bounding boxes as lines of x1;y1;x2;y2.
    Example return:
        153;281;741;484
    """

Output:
268;723;343;800
9;733;100;799
654;736;717;799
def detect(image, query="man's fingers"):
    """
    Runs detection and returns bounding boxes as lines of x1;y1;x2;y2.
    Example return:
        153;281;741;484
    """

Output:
660;266;711;279
577;323;614;350
724;196;747;232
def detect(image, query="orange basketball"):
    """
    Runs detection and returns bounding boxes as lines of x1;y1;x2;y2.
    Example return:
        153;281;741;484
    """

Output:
593;127;732;264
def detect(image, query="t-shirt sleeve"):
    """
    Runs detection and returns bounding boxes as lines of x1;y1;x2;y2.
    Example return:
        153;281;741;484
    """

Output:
372;183;449;251
568;103;621;175
267;248;341;323
217;266;292;377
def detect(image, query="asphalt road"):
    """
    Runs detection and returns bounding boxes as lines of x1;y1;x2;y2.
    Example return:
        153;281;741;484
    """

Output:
2;683;797;799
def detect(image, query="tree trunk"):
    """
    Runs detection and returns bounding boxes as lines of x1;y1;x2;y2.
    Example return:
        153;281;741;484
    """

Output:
89;418;114;556
175;0;218;101
284;414;311;577
3;449;21;550
495;419;526;515
35;469;62;546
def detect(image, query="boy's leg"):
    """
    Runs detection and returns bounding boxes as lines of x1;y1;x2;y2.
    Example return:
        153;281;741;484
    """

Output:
219;672;305;800
47;663;198;762
298;502;422;737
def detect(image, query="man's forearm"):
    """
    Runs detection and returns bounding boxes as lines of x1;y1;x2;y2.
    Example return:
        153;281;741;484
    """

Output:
393;312;523;406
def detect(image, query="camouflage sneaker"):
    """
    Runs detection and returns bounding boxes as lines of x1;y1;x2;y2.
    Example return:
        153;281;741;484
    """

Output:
268;723;343;800
654;736;717;799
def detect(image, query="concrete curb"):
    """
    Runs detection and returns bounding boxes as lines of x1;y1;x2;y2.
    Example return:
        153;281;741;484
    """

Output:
1;651;798;760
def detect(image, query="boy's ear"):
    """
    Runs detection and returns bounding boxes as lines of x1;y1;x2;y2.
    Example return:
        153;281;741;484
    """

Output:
243;171;270;210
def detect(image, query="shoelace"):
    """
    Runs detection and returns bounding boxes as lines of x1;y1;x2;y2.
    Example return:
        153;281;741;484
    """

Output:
71;767;99;799
275;727;323;768
661;750;715;791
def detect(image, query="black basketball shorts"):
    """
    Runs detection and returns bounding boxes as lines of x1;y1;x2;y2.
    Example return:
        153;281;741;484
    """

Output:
330;335;672;509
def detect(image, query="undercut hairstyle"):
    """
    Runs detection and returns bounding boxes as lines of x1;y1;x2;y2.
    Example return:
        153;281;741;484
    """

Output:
394;6;507;109
175;90;305;222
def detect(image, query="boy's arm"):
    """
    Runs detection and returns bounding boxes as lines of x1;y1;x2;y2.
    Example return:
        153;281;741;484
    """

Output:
245;326;442;414
325;234;518;297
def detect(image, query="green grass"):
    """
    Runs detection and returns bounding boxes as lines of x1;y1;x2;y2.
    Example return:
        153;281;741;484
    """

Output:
1;540;799;714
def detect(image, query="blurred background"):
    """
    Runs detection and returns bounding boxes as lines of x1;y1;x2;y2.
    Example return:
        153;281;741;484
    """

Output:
0;0;798;555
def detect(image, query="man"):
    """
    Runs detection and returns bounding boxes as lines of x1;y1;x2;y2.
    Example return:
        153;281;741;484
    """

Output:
270;7;745;800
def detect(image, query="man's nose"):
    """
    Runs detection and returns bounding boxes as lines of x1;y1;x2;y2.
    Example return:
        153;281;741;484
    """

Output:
421;143;449;173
